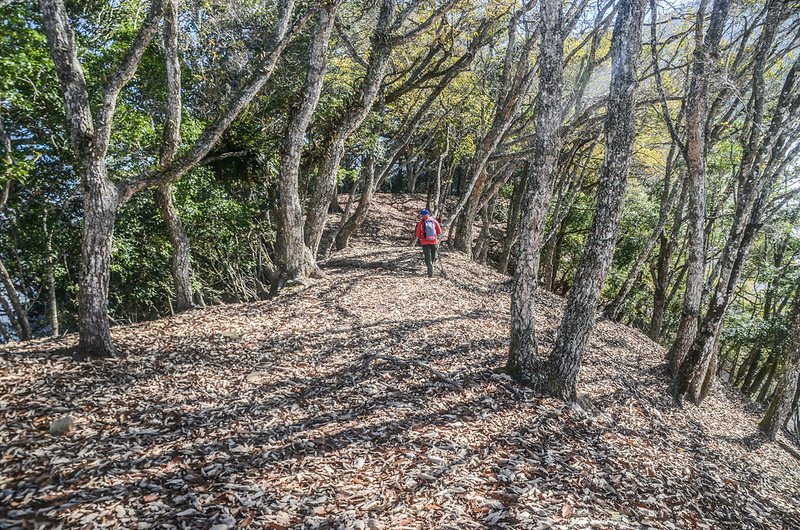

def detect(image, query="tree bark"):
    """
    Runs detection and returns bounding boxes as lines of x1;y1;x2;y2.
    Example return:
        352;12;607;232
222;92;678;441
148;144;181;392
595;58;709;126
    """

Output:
155;0;194;311
498;171;526;275
544;0;646;401
648;179;687;341
604;146;682;320
303;0;397;257
78;162;119;356
672;0;792;403
276;5;336;282
542;144;595;291
334;155;375;251
667;0;731;373
43;209;59;336
156;184;193;309
507;0;565;384
0;259;30;341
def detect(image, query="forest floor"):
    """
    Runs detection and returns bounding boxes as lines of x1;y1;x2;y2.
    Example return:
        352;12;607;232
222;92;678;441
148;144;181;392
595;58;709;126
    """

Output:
1;194;799;530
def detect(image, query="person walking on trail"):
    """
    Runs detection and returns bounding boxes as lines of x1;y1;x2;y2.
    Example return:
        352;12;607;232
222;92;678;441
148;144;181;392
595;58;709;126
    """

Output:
415;209;442;277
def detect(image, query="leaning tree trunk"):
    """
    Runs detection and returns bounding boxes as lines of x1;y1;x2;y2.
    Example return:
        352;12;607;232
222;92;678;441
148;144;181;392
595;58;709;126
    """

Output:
498;171;526;275
155;0;194;312
276;5;336;282
668;0;731;373
544;0;646;401
507;0;565;383
303;0;396;257
333;27;487;251
604;146;682;321
0;259;31;340
156;185;193;310
334;155;376;251
672;0;789;403
450;10;535;256
649;180;687;341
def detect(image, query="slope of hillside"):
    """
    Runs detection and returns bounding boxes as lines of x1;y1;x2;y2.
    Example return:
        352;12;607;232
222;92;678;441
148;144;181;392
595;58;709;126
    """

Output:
1;195;798;529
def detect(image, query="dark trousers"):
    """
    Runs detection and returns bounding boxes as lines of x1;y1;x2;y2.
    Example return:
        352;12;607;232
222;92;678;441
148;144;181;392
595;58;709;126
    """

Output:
422;244;437;277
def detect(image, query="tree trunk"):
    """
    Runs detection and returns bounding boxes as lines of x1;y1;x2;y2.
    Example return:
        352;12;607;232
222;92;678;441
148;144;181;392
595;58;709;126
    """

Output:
0;314;10;343
668;0;731;373
276;5;336;282
78;163;119;357
746;350;778;397
648;179;687;341
544;0;646;401
432;124;450;216
0;259;31;340
155;0;194;311
0;293;20;340
303;0;396;258
43;210;59;336
156;185;194;310
335;155;376;251
757;357;779;404
42;0;301;355
739;345;764;390
604;148;682;321
507;0;565;383
498;172;526;275
542;144;595;291
474;196;496;265
672;0;791;403
454;168;489;257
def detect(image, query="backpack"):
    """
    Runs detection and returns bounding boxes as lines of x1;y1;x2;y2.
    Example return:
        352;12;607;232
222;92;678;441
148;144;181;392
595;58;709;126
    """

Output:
422;219;437;242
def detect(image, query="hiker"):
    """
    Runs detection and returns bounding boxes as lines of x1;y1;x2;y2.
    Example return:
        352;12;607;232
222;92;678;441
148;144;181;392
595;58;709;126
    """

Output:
415;209;442;277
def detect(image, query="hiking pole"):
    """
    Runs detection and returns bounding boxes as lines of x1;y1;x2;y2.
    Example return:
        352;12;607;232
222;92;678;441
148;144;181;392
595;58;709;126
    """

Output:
436;241;448;279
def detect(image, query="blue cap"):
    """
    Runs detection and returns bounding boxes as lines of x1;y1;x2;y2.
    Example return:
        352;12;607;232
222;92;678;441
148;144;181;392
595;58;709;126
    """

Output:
420;209;430;216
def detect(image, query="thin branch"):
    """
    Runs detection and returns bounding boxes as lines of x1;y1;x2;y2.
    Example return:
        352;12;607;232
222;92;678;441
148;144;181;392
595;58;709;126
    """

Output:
95;0;165;157
363;353;459;388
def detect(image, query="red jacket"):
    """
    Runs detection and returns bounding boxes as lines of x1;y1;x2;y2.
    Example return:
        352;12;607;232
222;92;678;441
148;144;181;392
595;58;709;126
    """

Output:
416;217;442;245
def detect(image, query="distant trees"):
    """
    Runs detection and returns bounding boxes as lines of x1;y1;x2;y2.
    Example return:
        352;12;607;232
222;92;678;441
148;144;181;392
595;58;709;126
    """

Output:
759;279;800;440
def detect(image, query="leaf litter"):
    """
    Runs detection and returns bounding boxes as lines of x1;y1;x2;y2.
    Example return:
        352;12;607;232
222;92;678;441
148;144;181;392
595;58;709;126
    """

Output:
0;194;798;529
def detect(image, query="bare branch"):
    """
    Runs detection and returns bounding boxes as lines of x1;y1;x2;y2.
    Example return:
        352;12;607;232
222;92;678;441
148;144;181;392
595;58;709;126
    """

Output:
117;1;312;205
95;0;166;158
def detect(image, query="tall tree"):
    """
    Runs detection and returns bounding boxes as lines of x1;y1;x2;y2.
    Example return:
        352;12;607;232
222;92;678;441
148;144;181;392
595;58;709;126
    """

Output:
544;0;646;401
154;0;194;312
759;279;800;440
40;0;307;356
671;0;796;403
276;4;338;283
667;0;731;373
507;0;566;382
